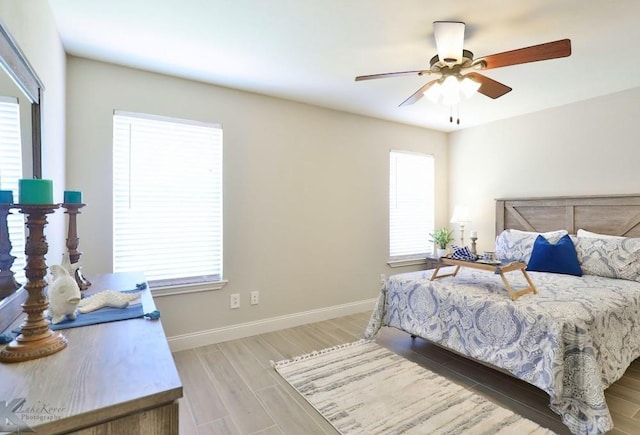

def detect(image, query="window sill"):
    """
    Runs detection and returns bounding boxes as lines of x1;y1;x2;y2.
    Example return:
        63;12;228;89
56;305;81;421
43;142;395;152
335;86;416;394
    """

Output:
387;257;430;268
150;280;228;297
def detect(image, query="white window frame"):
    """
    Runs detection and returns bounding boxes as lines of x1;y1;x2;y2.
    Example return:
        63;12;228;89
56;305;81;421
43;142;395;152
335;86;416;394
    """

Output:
112;110;226;296
388;150;435;267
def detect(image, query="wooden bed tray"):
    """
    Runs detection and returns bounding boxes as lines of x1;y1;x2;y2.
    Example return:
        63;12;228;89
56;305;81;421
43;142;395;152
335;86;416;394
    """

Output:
430;257;537;301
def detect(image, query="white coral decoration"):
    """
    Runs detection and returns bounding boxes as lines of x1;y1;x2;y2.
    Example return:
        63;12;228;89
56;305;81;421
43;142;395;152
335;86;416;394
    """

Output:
77;290;142;314
47;264;81;324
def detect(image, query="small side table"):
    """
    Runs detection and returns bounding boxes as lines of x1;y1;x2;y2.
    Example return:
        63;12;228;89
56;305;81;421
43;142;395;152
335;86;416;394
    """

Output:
424;254;444;270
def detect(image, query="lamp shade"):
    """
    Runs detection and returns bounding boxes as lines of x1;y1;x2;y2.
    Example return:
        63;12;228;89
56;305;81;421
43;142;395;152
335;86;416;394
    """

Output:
460;77;481;98
441;75;461;105
422;75;480;107
423;82;441;103
450;205;470;223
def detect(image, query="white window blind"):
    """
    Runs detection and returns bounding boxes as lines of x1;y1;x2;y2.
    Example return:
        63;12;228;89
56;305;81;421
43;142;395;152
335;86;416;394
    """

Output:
0;96;26;284
389;150;434;259
113;111;223;287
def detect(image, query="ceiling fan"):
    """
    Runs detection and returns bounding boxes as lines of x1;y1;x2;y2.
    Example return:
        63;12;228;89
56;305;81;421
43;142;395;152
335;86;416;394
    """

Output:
356;21;571;116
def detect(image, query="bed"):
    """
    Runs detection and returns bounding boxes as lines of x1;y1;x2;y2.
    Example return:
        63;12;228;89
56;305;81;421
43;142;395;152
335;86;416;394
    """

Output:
365;194;640;435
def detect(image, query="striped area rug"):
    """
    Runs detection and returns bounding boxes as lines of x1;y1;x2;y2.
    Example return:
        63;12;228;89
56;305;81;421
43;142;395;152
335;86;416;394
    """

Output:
273;340;555;434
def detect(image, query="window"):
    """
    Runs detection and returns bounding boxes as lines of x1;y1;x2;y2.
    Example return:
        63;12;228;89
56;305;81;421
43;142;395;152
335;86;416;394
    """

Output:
113;111;223;290
0;96;26;284
389;150;435;260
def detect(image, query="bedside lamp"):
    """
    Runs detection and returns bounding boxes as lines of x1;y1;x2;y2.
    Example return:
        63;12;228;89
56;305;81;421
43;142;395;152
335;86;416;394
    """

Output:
450;205;470;246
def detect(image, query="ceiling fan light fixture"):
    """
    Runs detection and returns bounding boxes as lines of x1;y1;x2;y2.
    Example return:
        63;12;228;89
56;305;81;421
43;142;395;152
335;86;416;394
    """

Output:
460;76;481;98
424;82;441;103
441;75;461;104
433;21;465;64
424;75;478;106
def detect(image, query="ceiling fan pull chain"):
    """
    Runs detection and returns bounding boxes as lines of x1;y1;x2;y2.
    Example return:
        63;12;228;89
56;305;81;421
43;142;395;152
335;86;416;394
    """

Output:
449;104;461;124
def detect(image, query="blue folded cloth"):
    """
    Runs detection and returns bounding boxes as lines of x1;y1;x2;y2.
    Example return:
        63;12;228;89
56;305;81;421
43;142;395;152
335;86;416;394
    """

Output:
11;305;161;333
6;283;161;335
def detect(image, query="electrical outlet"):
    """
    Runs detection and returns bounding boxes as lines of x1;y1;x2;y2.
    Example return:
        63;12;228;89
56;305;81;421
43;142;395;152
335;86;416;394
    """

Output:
230;293;240;309
380;274;386;283
250;291;259;305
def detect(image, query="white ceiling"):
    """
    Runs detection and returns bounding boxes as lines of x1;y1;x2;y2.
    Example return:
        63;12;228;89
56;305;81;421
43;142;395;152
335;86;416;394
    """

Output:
48;0;640;132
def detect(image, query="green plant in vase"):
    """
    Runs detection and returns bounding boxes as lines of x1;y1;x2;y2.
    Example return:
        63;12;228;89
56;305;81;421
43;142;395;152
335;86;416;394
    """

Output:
429;228;454;257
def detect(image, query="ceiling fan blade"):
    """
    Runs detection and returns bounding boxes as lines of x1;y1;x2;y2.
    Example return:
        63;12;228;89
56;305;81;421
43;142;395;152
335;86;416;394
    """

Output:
475;39;571;70
355;70;431;81
433;21;465;64
399;80;439;107
464;72;512;99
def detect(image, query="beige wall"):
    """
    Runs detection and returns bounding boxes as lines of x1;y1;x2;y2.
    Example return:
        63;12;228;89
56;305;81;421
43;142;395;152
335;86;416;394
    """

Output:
0;1;67;263
5;0;638;348
449;87;640;253
65;57;448;338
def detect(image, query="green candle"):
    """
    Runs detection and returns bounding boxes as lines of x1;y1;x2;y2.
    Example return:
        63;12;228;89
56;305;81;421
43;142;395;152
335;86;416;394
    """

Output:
19;179;53;204
63;190;82;204
0;190;13;204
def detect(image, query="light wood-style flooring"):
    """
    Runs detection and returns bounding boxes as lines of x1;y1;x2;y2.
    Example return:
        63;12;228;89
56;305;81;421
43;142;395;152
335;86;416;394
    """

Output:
173;312;640;435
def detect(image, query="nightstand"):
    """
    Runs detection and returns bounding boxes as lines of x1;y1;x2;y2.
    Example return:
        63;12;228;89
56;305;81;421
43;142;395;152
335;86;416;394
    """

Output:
424;254;443;270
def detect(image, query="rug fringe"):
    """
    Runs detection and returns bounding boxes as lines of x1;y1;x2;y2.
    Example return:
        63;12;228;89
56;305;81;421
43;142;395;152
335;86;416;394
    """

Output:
270;338;372;368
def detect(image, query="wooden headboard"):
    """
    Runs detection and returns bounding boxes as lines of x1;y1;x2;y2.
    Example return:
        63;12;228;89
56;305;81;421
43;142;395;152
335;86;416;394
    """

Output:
496;194;640;237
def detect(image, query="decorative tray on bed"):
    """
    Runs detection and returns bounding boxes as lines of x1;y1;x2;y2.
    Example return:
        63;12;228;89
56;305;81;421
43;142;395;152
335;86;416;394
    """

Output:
430;257;537;301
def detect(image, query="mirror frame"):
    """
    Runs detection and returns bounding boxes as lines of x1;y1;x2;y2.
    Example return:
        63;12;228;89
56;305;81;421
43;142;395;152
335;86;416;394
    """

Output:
0;19;45;332
0;18;44;178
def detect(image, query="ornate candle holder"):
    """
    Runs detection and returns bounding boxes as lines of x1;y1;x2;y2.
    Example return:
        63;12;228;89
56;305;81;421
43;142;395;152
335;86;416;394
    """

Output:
62;202;91;290
0;204;67;363
470;236;478;255
0;203;21;299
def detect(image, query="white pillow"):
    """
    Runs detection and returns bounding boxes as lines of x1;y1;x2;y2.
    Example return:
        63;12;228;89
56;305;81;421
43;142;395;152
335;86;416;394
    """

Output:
495;229;568;264
576;229;624;239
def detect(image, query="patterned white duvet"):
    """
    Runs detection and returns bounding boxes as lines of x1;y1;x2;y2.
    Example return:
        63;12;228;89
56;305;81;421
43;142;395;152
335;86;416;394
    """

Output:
364;267;640;435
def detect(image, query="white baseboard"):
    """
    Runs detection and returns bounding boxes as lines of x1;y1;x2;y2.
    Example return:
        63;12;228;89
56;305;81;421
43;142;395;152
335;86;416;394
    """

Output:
167;297;377;352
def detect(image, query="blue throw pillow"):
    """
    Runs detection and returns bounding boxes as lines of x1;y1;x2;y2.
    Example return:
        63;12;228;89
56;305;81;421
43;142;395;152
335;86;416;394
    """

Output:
527;234;583;276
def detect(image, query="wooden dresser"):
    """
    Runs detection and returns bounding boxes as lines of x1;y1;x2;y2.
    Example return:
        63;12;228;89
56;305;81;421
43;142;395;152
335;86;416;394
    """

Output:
0;272;182;434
